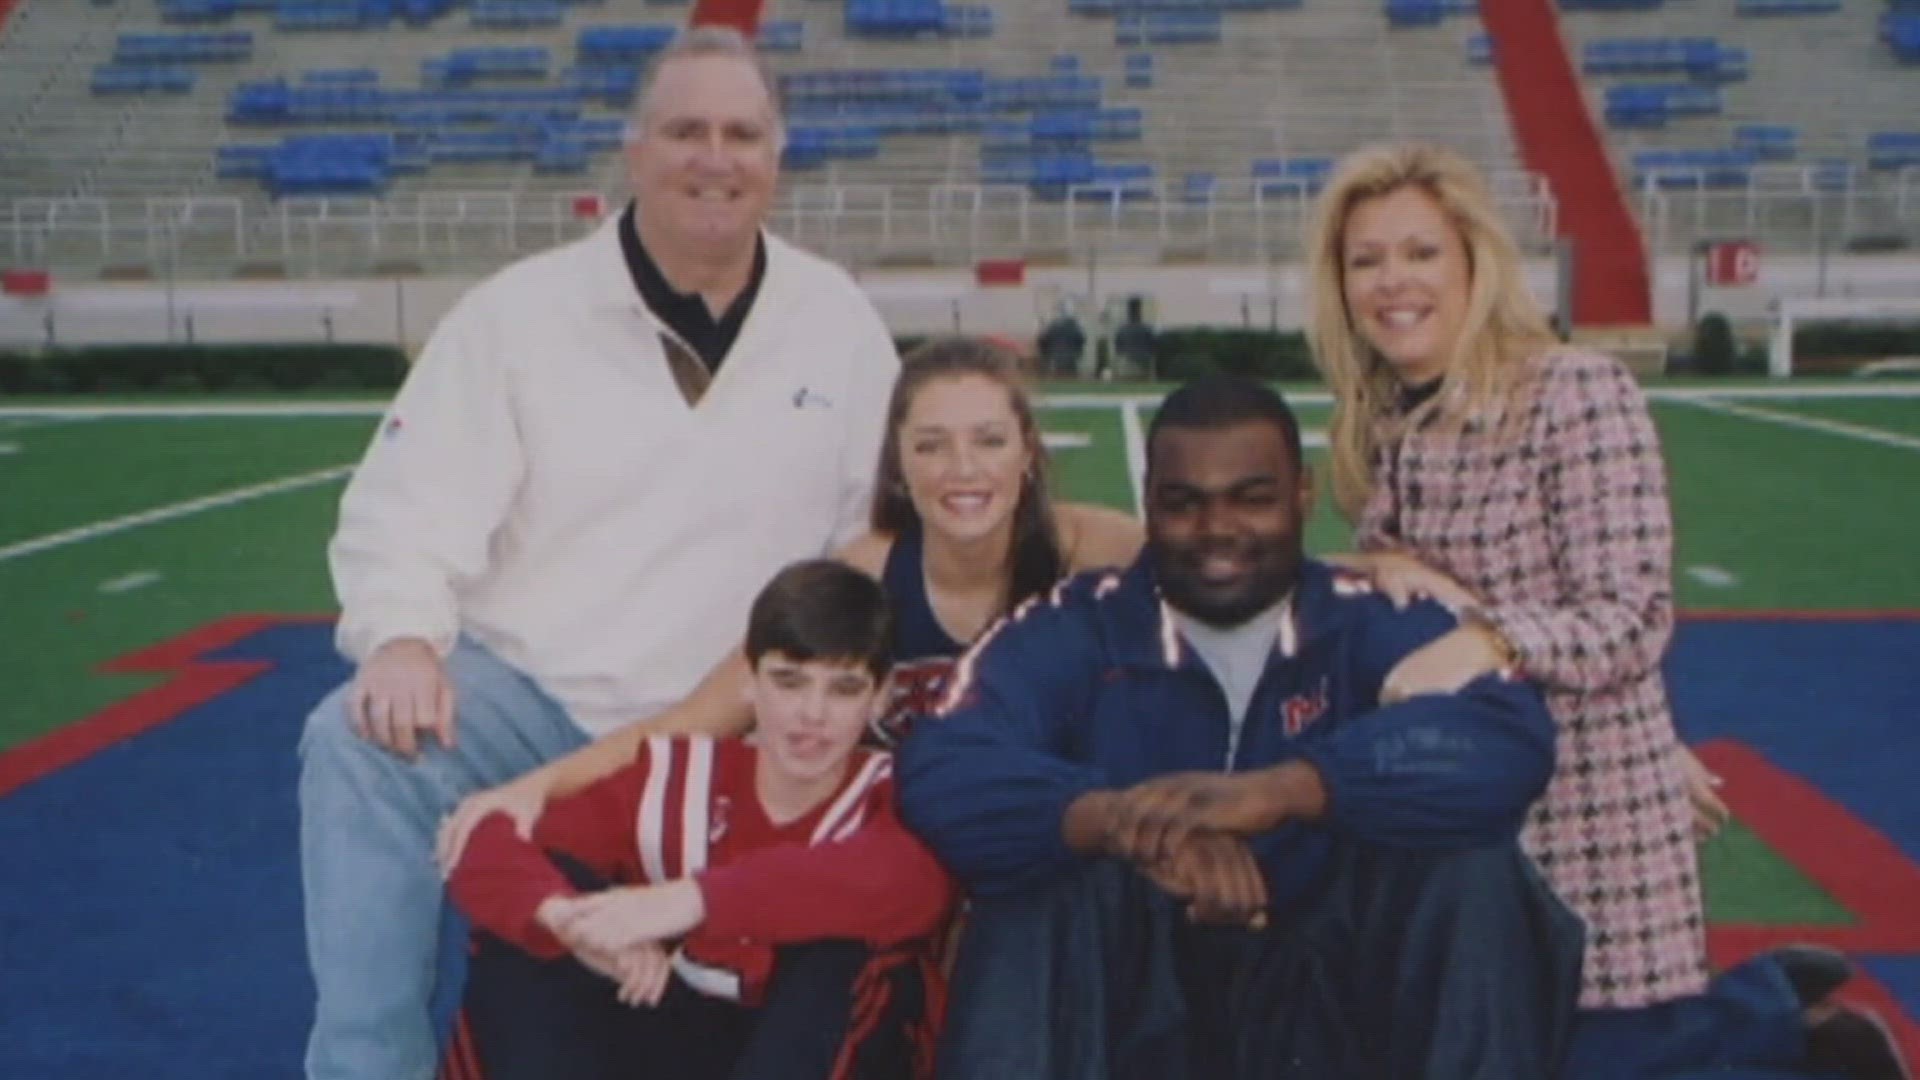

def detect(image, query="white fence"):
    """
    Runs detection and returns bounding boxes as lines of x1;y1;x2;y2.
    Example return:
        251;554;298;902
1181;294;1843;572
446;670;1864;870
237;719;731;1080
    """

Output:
3;175;1560;276
6;167;1915;279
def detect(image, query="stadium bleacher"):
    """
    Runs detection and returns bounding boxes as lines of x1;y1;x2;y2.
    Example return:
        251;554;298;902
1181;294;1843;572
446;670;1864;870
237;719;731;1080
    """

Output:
0;0;1911;272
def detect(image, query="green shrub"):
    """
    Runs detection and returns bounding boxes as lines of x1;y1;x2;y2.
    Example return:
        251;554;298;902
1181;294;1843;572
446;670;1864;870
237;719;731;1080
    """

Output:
1694;312;1738;376
0;344;408;394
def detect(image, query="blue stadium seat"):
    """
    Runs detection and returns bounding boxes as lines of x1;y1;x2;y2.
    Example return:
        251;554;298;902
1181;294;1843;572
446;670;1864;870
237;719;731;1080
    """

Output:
845;0;945;35
1866;132;1920;170
215;143;276;178
565;64;641;107
534;142;591;174
300;67;380;85
576;25;677;62
91;64;197;94
1582;38;1746;82
1884;13;1920;62
1117;11;1223;45
757;20;805;51
422;46;552;87
943;6;996;36
1385;0;1447;29
268;133;393;196
160;0;239;24
1629;147;1756;189
469;0;565;29
1251;156;1333;195
1736;0;1841;15
1732;123;1798;161
275;1;399;31
1603;83;1721;127
115;31;253;63
1808;157;1855;192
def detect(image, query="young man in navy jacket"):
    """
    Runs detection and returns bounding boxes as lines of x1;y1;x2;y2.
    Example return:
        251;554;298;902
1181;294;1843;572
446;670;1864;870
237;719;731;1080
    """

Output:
897;375;1585;1080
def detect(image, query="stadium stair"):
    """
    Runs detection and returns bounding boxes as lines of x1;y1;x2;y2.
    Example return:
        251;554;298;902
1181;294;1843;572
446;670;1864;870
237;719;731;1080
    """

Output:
1481;0;1653;327
690;0;765;36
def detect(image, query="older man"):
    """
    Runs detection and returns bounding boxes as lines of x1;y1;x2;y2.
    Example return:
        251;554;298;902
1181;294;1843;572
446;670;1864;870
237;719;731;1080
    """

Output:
299;27;899;1080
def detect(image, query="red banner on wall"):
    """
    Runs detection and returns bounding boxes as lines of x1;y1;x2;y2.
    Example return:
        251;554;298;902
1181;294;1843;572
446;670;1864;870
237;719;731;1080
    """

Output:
2;268;51;296
1706;241;1760;287
975;259;1026;287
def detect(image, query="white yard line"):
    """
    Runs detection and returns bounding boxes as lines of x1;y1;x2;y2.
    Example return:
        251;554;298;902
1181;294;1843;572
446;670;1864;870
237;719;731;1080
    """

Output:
1686;397;1920;454
0;442;17;456
1120;400;1147;515
0;415;98;431
0;465;354;564
1685;565;1739;589
99;570;164;594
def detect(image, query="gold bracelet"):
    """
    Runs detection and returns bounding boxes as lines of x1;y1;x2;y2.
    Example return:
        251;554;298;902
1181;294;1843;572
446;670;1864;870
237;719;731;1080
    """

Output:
1460;608;1518;668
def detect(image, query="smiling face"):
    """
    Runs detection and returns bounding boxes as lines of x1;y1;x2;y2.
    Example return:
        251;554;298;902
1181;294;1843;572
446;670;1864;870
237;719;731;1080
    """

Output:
1339;183;1473;386
746;652;880;788
895;373;1036;547
1146;420;1313;628
626;53;781;261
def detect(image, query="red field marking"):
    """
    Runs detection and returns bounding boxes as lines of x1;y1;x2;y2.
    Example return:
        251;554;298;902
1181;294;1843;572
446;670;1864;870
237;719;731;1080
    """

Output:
1683;609;1920;622
1701;739;1920;1061
0;614;332;798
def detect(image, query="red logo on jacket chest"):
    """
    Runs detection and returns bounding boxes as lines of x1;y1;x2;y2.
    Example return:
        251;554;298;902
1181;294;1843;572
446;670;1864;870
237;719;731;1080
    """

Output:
873;656;957;746
1279;679;1329;737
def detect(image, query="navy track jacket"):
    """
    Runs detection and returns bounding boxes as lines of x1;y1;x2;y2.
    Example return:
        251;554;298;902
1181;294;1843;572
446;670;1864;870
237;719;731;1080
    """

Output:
896;557;1557;912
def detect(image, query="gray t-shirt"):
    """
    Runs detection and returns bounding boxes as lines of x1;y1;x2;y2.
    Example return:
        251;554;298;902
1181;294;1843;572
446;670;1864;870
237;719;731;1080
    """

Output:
1173;595;1292;768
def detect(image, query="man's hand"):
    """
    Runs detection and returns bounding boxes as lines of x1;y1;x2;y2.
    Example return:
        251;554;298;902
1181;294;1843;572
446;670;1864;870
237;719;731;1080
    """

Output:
543;880;706;957
1379;624;1508;705
349;637;454;759
436;773;550;876
1106;764;1324;864
1140;833;1269;928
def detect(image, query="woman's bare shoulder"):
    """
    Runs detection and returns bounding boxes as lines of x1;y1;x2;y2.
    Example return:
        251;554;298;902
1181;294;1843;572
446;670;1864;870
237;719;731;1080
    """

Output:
1057;503;1145;572
835;531;894;578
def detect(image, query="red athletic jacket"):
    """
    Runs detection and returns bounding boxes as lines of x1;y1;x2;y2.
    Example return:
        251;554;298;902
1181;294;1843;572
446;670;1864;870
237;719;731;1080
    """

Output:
450;734;954;1005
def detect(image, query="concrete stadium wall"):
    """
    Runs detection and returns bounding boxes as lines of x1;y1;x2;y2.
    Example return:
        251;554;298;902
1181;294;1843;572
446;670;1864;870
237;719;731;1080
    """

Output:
2;253;1917;353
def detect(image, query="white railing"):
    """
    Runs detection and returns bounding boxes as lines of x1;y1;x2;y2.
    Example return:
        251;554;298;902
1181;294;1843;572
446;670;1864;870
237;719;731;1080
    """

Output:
4;175;1561;275
11;169;1911;277
1631;165;1920;252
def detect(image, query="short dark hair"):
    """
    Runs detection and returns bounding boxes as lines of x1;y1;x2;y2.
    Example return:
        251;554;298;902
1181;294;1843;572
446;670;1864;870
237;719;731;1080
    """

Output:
744;560;892;679
1145;374;1304;467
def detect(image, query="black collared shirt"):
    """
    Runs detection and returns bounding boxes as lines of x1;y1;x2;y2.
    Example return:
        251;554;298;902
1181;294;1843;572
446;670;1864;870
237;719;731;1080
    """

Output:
617;201;767;373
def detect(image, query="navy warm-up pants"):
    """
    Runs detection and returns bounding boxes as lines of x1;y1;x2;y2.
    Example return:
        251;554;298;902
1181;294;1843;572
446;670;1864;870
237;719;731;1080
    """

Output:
934;842;1586;1080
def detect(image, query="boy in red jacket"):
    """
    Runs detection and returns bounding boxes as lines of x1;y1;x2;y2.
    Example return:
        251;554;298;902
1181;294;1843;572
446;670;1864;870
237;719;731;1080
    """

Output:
443;559;953;1080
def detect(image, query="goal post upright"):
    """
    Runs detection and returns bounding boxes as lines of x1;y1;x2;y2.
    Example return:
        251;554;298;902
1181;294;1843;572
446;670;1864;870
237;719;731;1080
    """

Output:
1769;296;1920;378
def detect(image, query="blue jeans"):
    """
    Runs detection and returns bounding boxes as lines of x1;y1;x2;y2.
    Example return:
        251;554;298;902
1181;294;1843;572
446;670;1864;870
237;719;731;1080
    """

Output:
1565;954;1828;1080
298;637;590;1080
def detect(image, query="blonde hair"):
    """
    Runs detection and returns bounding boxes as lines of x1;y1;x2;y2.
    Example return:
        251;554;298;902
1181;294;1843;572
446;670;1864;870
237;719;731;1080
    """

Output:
1303;142;1559;521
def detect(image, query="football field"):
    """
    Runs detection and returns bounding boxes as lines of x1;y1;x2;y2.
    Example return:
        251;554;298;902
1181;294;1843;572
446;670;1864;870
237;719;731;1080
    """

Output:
0;381;1917;1075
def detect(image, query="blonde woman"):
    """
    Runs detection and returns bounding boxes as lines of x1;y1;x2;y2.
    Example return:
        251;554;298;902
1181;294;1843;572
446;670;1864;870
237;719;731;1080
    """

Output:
1305;142;1905;1080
